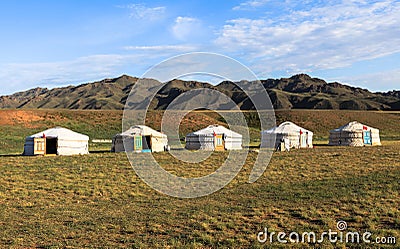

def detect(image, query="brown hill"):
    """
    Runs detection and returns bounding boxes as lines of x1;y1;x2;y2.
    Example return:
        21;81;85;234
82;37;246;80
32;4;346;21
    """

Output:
0;75;137;109
0;74;399;110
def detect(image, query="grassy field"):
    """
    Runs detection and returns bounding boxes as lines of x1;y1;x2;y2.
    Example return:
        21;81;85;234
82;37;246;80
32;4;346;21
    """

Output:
1;109;400;154
0;142;398;248
0;109;399;248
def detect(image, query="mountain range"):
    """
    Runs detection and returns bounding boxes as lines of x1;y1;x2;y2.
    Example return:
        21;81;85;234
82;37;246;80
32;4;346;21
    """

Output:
0;74;399;110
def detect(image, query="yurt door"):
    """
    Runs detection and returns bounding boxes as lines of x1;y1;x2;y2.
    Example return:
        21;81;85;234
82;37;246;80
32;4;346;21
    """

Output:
142;136;152;153
33;138;46;155
363;131;372;145
214;134;224;151
300;134;307;148
45;138;58;154
133;136;142;151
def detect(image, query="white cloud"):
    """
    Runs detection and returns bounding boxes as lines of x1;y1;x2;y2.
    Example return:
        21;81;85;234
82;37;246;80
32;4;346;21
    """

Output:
142;52;258;83
123;45;197;52
120;3;166;21
172;17;203;41
233;0;270;10
0;54;153;95
332;68;400;92
217;1;400;75
0;48;218;95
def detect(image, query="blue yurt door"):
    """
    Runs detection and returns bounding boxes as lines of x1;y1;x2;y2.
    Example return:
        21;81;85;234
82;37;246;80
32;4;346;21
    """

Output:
363;131;372;145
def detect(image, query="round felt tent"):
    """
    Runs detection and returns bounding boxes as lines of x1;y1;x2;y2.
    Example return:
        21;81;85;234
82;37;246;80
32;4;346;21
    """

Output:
185;125;242;151
261;121;313;149
112;125;168;153
23;127;89;156
329;121;381;146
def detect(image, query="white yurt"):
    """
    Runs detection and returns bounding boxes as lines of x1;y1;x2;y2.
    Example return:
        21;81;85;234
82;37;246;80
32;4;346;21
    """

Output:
261;121;313;150
329;121;381;146
185;125;242;151
112;125;168;153
23;127;89;156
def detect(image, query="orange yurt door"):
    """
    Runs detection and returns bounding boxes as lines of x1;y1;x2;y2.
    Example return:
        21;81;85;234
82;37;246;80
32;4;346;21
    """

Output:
214;134;224;151
34;138;46;155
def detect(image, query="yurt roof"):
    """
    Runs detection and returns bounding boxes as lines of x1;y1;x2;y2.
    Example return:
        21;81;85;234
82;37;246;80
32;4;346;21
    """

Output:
28;127;89;140
188;125;242;138
261;121;313;135
119;125;166;138
331;121;379;132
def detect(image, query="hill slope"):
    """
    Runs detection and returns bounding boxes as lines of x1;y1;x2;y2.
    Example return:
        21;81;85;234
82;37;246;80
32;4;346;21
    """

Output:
0;75;136;110
0;74;399;110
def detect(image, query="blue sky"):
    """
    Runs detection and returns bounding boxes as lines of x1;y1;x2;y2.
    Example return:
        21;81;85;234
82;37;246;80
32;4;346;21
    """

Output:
0;0;399;95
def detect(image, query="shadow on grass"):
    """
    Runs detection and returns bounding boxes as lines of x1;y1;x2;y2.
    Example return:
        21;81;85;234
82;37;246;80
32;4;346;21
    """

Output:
0;153;23;157
247;145;260;149
313;144;331;147
89;150;111;154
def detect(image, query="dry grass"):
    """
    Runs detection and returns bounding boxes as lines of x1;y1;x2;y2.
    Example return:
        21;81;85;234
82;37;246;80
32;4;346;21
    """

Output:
0;109;399;248
0;141;398;248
